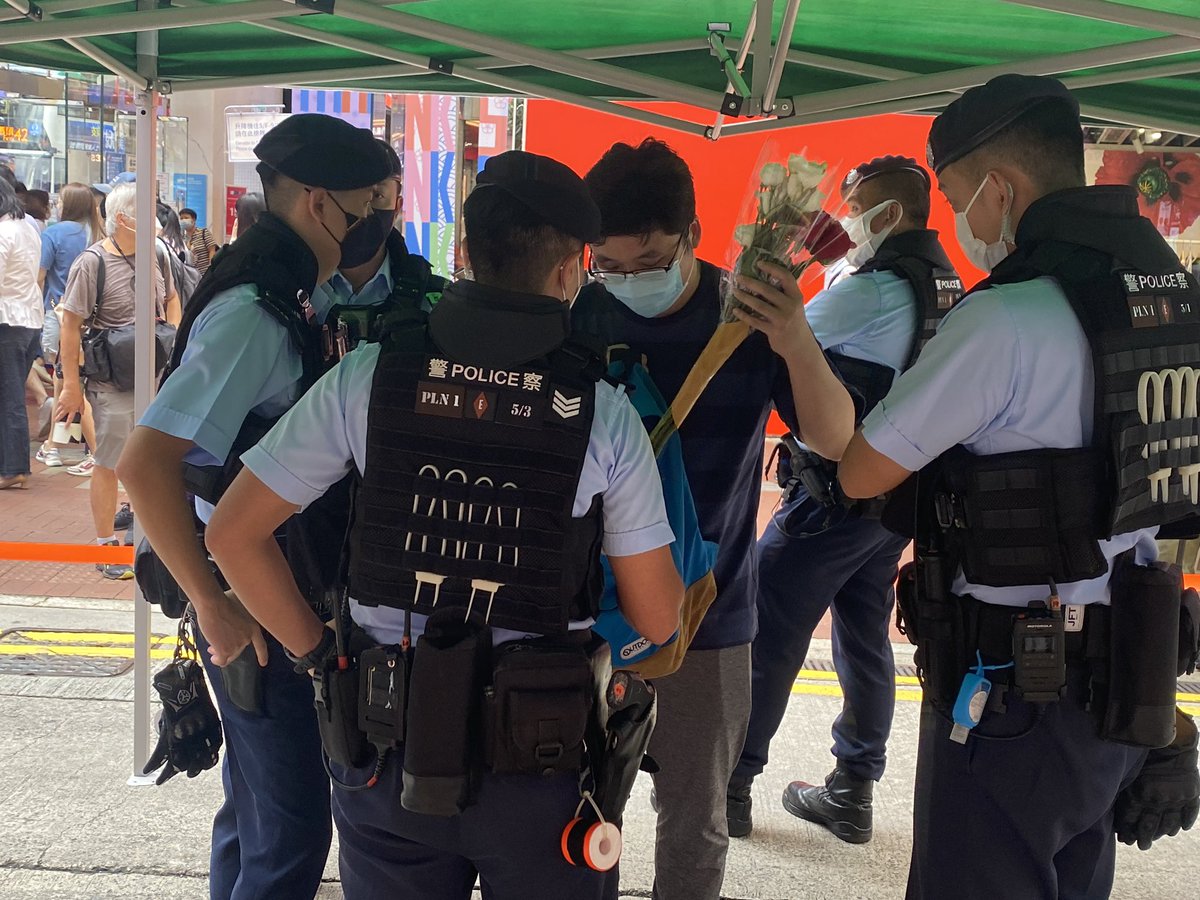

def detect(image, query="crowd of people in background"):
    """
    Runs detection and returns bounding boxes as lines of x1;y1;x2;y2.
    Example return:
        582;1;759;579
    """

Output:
1;168;250;580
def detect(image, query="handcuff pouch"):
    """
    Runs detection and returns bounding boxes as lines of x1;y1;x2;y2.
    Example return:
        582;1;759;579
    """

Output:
314;656;369;768
486;637;593;776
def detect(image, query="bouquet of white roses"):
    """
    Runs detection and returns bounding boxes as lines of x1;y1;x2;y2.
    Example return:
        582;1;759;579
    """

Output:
649;150;852;455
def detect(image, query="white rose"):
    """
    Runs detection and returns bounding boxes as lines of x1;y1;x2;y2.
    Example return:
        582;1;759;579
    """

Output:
760;162;787;187
800;189;826;213
733;224;758;246
788;155;827;189
785;172;809;202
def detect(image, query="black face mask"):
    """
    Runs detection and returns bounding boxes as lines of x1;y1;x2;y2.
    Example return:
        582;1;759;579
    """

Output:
339;207;398;269
308;189;365;248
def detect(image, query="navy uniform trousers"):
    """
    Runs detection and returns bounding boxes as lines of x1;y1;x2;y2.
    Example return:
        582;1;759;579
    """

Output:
735;491;909;783
197;630;331;900
908;664;1147;899
332;750;619;900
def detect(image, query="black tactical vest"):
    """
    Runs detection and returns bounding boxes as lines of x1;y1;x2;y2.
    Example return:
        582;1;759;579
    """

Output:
920;186;1200;589
348;289;605;636
831;229;964;415
321;230;448;363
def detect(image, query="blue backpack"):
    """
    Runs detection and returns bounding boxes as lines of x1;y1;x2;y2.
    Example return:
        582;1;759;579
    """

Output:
592;353;719;677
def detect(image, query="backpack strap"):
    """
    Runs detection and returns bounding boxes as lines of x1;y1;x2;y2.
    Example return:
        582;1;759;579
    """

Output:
85;247;106;327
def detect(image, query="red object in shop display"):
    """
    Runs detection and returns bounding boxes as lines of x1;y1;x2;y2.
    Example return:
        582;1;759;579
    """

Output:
525;103;983;436
226;185;247;242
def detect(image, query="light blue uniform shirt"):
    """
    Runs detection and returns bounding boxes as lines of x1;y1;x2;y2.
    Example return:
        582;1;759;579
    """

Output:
309;255;394;325
806;269;917;376
861;275;1158;607
141;256;400;521
140;283;302;523
241;342;675;645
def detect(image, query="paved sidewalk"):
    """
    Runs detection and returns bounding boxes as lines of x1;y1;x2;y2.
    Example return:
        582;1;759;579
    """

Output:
0;596;1196;899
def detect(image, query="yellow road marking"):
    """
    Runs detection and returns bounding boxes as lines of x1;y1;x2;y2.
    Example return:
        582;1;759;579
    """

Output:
0;644;177;660
3;630;175;645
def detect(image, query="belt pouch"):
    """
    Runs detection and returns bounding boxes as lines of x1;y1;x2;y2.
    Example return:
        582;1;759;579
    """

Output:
402;610;491;816
313;657;369;768
486;640;592;776
895;562;919;647
913;554;971;707
1102;561;1182;748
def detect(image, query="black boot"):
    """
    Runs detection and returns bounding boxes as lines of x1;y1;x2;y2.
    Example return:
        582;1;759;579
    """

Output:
726;775;754;838
781;765;874;844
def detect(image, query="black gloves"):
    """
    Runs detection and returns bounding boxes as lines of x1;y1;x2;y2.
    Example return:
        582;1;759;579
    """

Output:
1114;709;1200;850
142;657;223;785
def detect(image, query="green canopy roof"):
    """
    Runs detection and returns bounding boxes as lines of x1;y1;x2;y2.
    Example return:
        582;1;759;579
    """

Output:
0;0;1196;137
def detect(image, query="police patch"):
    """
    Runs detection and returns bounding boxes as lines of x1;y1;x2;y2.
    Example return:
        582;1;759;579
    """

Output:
415;381;464;418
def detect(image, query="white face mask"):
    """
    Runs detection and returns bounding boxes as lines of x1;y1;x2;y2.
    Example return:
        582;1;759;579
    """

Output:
840;200;900;268
955;175;1014;272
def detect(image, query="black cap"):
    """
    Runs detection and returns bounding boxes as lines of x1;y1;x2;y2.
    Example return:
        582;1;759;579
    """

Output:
841;155;930;195
476;150;601;243
254;114;392;191
378;139;403;178
927;74;1080;175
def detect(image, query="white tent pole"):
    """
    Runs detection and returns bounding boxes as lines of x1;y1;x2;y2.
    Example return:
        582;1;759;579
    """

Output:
1063;59;1200;90
1003;0;1200;40
165;64;417;92
785;34;1200;118
763;0;801;113
390;38;710;76
0;0;301;45
64;38;148;87
0;0;126;25
709;5;758;141
239;19;709;136
749;0;774;107
334;0;728;110
1078;104;1200;138
715;92;963;137
129;2;158;787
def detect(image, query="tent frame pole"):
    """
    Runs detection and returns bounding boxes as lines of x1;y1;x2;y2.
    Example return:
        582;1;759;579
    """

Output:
0;0;306;45
762;0;801;114
129;2;159;788
1003;0;1200;40
227;19;710;136
784;33;1200;118
333;0;728;111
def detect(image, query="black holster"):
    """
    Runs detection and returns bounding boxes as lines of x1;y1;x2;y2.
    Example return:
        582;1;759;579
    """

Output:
402;610;492;816
590;669;656;824
485;633;595;777
1102;560;1183;749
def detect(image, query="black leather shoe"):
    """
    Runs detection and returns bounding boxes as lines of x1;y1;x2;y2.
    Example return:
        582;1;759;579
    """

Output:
727;775;753;838
781;765;874;844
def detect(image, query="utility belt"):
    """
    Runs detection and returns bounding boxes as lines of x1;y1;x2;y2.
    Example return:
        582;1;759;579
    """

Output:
769;433;888;520
315;609;642;816
897;553;1200;749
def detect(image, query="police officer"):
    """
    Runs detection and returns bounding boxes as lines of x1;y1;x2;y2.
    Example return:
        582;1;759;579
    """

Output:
728;156;962;843
117;114;391;899
309;139;446;329
203;150;684;899
838;74;1200;896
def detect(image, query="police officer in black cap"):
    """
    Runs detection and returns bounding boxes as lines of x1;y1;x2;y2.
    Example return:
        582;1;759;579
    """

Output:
119;113;391;899
728;155;963;843
836;74;1200;896
203;149;683;898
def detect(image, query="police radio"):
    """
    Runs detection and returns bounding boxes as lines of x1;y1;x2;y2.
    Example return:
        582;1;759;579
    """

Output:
1011;603;1067;703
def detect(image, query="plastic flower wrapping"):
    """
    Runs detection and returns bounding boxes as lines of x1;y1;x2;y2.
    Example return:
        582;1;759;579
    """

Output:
649;148;854;455
723;151;855;321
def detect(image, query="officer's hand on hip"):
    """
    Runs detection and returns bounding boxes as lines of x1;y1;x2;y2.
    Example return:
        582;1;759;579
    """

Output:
198;590;269;668
730;260;814;359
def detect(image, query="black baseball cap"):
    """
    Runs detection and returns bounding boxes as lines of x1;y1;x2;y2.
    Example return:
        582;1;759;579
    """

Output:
841;155;930;196
475;150;601;243
927;74;1080;175
254;114;392;191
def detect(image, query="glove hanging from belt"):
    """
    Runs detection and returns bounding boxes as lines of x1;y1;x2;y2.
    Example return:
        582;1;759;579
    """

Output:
142;610;223;785
1114;708;1200;850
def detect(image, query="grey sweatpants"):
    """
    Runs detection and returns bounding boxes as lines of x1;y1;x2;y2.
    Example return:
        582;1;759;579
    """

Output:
648;643;751;900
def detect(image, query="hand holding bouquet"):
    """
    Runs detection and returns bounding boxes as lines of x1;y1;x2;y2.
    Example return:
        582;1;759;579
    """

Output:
649;152;852;455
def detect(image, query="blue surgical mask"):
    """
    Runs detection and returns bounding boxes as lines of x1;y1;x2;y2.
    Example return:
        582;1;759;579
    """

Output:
603;256;690;318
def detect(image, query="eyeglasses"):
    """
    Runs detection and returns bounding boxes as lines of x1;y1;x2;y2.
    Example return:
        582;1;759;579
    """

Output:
587;235;686;284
